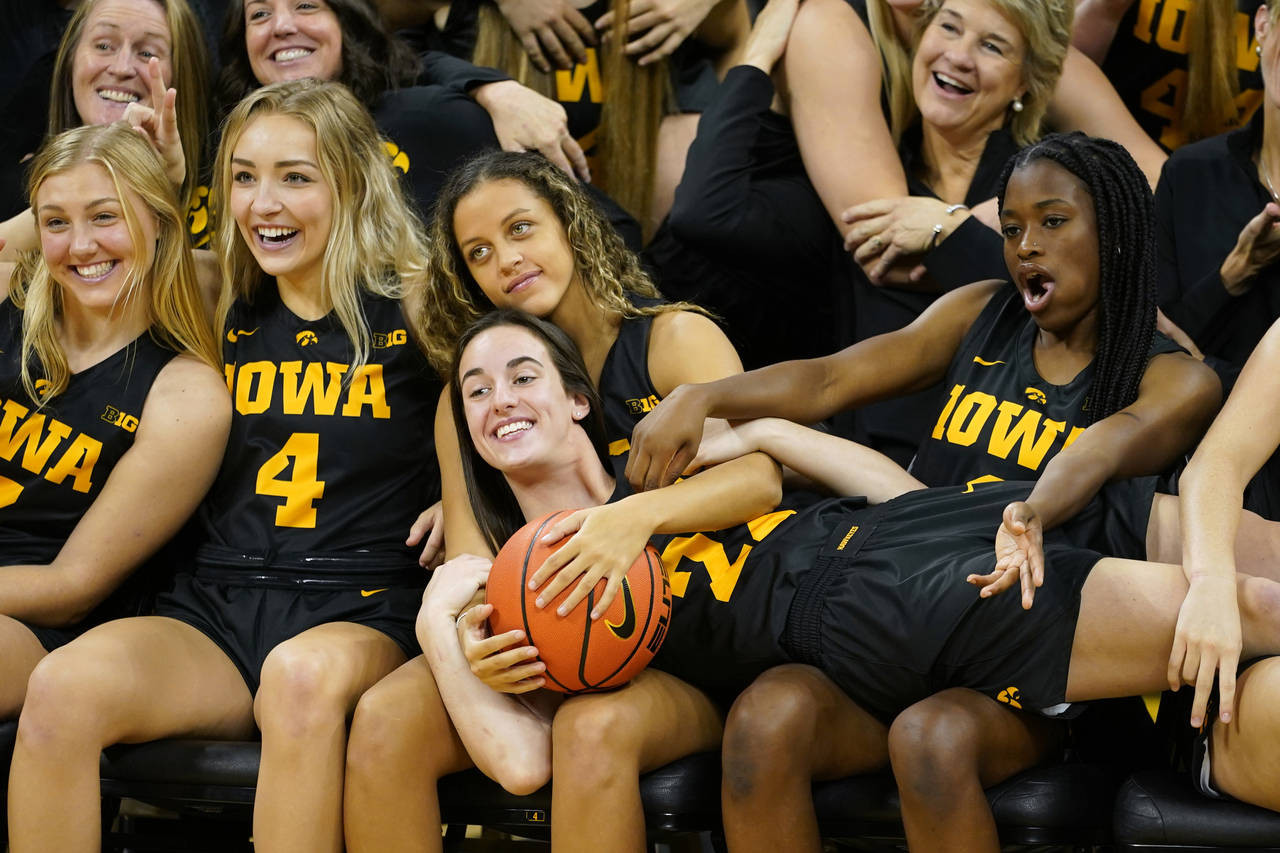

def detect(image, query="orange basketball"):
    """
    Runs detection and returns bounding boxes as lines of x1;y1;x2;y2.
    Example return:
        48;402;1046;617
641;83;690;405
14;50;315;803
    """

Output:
486;510;672;694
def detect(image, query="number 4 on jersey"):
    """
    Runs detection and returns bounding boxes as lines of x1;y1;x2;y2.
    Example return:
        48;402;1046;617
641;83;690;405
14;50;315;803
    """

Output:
256;432;325;528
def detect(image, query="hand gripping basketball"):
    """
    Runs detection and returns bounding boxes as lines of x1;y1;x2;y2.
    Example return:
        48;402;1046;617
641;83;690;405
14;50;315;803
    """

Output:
486;511;672;693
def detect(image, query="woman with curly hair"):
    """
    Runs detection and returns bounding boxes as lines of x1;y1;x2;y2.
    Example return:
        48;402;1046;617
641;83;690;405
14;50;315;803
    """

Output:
341;149;806;852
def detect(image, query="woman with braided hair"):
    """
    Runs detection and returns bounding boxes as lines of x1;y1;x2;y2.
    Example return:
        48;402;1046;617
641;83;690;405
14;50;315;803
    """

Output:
626;131;1228;852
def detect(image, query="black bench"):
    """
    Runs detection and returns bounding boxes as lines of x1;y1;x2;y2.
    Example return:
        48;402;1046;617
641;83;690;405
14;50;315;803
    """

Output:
1114;769;1280;851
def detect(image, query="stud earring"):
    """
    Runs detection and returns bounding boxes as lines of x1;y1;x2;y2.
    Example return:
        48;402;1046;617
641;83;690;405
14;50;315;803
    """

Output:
1258;44;1265;56
1011;97;1024;113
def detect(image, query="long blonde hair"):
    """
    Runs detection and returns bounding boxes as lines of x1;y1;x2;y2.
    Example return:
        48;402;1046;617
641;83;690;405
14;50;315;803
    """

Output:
211;79;431;375
865;0;915;144
471;0;671;232
419;150;703;375
48;0;210;212
10;123;219;404
1184;0;1241;142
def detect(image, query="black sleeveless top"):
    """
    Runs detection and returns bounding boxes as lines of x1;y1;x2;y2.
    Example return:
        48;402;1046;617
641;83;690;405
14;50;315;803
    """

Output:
198;284;441;565
1101;0;1264;151
596;297;666;460
908;285;1184;487
0;299;176;564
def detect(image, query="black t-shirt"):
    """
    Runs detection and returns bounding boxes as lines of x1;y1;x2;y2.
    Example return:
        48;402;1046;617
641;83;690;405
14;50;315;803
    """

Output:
0;298;176;564
199;285;440;561
909;285;1184;487
1101;0;1264;151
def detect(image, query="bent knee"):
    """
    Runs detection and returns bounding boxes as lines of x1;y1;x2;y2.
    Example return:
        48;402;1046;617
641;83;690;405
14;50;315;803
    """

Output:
888;700;983;787
552;696;644;768
255;643;354;732
19;649;120;749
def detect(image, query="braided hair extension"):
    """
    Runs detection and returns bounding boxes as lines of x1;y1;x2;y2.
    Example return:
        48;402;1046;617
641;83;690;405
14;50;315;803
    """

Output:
996;132;1156;425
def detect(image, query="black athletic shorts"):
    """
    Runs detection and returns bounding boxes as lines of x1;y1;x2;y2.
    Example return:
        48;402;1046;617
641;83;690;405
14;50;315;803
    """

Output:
154;545;424;693
783;481;1102;723
24;621;83;653
1060;475;1161;560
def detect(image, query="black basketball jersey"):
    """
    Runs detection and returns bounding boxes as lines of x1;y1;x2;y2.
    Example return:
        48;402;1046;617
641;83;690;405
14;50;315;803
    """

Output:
1101;0;1264;151
597;298;666;459
198;284;441;560
909;286;1183;487
634;481;867;697
0;298;176;564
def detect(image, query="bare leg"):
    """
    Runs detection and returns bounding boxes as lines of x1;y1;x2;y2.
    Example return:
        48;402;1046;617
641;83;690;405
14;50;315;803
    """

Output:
1207;658;1280;810
1146;493;1280;580
551;669;723;853
0;616;49;717
252;621;408;853
9;616;255;852
650;114;700;235
345;655;474;853
889;689;1063;853
721;664;888;853
1067;559;1280;700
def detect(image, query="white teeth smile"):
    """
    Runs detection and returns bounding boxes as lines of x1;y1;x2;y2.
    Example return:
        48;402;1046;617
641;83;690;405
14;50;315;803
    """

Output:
98;89;140;103
274;48;313;62
934;72;973;94
496;420;533;439
74;261;116;279
257;226;299;242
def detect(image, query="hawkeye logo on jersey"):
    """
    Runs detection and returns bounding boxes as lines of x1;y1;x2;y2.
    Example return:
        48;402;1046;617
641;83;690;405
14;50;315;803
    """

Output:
296;331;319;347
1024;387;1047;405
626;394;661;416
225;360;392;419
996;686;1022;709
372;329;408;349
0;398;102;494
99;405;139;433
227;327;259;343
930;384;1084;473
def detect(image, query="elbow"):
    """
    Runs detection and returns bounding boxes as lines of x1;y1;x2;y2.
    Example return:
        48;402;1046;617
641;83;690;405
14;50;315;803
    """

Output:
488;751;551;796
748;453;784;516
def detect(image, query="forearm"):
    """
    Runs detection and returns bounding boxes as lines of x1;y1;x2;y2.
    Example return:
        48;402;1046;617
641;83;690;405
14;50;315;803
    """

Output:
1023;447;1115;533
420;608;553;787
749;418;922;502
626;451;782;534
0;208;37;261
0;564;92;627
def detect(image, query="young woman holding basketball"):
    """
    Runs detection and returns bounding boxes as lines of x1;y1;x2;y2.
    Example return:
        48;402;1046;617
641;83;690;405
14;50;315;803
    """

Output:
627;131;1230;851
10;79;440;853
440;309;1280;832
0;121;224;721
342;149;804;853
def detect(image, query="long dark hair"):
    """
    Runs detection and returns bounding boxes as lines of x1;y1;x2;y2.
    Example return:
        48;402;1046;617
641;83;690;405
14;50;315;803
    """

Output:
451;309;612;554
215;0;419;116
997;132;1156;425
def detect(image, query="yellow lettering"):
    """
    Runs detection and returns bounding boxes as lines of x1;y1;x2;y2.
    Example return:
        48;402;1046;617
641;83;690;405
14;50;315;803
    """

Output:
746;510;795;541
1133;0;1158;43
256;432;326;528
44;435;102;493
235;362;276;415
1154;0;1191;53
1238;12;1260;72
945;392;997;447
1061;425;1085;450
0;401;71;474
987;401;1064;471
661;534;751;602
931;384;965;440
223;363;235;392
341;365;391;419
555;48;603;104
0;474;22;508
281;361;347;416
609;438;631;457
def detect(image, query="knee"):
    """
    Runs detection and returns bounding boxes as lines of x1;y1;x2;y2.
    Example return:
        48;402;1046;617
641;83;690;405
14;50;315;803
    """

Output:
888;701;981;796
255;642;348;737
18;649;114;752
552;696;641;779
348;676;448;778
722;678;822;800
1240;576;1280;642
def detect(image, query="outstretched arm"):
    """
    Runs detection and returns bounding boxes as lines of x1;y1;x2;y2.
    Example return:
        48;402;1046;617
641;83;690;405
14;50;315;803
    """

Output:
1177;317;1280;726
0;357;229;625
626;279;1001;489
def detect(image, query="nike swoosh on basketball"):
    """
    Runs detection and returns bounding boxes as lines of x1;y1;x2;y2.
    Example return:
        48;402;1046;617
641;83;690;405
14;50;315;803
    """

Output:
972;356;1005;366
360;588;387;597
605;578;637;640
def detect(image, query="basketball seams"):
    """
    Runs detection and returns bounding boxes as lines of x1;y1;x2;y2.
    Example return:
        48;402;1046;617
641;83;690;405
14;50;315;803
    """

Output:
518;510;576;693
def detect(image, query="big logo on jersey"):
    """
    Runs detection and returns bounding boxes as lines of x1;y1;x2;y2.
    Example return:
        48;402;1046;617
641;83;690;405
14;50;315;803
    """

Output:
929;384;1085;473
0;397;102;496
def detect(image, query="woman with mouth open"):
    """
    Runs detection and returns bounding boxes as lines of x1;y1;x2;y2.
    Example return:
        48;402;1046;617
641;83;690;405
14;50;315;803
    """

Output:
624;131;1242;852
429;308;1280;850
9;79;442;853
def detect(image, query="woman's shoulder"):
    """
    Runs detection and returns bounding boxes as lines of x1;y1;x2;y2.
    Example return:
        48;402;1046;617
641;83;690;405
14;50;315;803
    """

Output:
141;354;231;433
